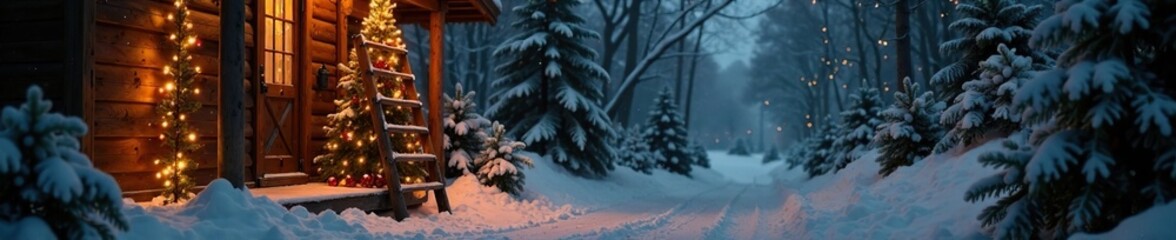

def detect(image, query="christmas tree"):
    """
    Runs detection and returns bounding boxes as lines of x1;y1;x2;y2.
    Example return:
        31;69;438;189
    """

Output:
475;122;533;195
488;0;616;178
932;0;1048;101
314;0;426;187
728;138;751;156
0;86;127;239
874;78;942;177
967;0;1176;238
442;83;490;177
613;124;656;174
643;87;693;177
936;44;1032;153
830;86;883;172
155;0;203;204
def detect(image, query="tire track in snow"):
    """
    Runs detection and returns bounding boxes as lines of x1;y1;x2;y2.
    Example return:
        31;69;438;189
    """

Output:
619;184;748;239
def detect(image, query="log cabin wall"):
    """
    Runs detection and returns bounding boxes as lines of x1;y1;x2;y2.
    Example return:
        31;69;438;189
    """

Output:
92;0;257;200
306;0;346;177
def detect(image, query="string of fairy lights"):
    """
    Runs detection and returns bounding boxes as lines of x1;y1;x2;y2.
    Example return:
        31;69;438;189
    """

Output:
155;0;203;205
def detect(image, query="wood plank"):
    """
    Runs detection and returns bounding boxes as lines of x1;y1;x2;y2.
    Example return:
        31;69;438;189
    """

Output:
309;18;337;44
310;40;338;63
91;103;255;138
109;167;218;193
92;138;219;174
95;0;256;48
311;0;338;23
92;64;220;105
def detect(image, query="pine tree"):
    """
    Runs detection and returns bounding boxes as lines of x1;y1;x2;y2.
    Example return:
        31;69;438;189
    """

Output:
933;0;1048;101
475;122;533;196
442;83;490;178
831;86;884;172
728;138;751;156
762;146;781;164
874;78;943;176
967;1;1176;238
643;87;692;177
314;0;426;186
0;86;127;239
690;141;711;169
155;0;203;204
612;124;656;174
936;45;1032;153
801;120;838;178
488;0;616;178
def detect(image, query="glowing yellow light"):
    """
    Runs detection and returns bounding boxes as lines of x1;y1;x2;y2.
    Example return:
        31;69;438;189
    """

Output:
187;133;197;141
165;82;176;91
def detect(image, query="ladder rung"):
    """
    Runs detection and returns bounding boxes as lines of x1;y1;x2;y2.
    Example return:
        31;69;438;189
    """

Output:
385;123;429;134
378;95;423;108
394;153;436;162
362;40;409;54
371;67;416;81
400;182;444;192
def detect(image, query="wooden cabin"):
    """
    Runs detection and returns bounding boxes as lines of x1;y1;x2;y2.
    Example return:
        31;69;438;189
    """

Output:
0;0;499;202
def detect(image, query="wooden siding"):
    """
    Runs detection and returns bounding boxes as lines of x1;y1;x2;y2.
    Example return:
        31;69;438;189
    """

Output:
0;0;68;111
93;0;257;200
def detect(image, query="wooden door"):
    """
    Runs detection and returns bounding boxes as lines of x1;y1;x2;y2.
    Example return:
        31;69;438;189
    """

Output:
257;0;303;182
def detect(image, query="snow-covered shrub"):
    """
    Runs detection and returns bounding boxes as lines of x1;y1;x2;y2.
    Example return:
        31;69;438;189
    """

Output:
933;0;1049;101
689;141;710;169
762;146;781;164
612;124;656;174
936;44;1034;153
643;87;693;177
0;86;127;239
800;120;839;178
443;83;490;177
830;86;883;172
475;122;534;196
487;0;616;178
875;78;944;177
968;0;1176;238
728;138;751;156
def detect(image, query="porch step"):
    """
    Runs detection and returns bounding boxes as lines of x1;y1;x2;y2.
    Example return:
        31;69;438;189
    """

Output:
259;172;309;187
394;153;436;162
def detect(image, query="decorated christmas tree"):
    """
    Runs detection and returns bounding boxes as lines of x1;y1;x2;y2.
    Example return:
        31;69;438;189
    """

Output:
442;83;490;177
874;78;942;176
314;0;426;187
0;86;127;239
475;122;533;195
154;0;203;204
488;0;616;178
643;87;692;177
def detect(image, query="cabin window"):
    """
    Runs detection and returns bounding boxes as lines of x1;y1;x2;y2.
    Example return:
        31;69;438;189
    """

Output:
264;0;295;85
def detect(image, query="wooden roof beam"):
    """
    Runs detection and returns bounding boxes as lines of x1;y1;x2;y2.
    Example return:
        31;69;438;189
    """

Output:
396;0;439;11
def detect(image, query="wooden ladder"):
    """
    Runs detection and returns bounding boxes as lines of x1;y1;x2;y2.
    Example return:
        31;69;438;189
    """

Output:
353;34;451;221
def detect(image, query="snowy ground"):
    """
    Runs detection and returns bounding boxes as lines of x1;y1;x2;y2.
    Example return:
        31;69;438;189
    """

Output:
119;148;1171;239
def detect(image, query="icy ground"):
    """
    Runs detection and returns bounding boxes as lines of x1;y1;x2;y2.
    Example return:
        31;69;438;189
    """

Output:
120;147;1173;239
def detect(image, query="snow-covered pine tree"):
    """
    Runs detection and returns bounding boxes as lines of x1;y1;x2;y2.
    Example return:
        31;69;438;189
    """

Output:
784;143;809;170
728;138;751;156
801;119;839;178
967;1;1176;238
643;87;692;177
612;124;656;174
875;78;943;176
0;86;127;239
762;146;781;164
933;0;1048;101
830;86;884;172
488;0;616;178
689;141;710;169
936;44;1033;153
314;0;427;185
475;122;534;196
442;83;490;177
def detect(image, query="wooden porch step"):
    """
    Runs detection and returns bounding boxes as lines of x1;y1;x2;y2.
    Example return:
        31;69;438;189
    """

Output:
385;123;429;134
258;172;310;187
394;153;437;162
250;183;427;214
377;95;423;108
400;182;444;192
371;68;416;81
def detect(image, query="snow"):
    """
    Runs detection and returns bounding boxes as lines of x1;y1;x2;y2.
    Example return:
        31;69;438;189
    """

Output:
1071;202;1176;239
709;151;786;184
249;183;385;205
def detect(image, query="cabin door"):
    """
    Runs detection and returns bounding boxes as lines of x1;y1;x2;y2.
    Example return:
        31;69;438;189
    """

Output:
257;0;305;185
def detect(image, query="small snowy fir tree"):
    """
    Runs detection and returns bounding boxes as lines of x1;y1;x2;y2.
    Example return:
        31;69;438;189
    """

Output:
968;0;1176;238
0;86;127;239
690;141;711;168
728;138;751;156
874;78;943;176
801;120;839;178
784;142;809;170
612;124;656;174
442;83;490;177
488;0;616;178
830;86;884;172
936;45;1033;153
475;122;534;196
314;0;426;185
762;146;781;164
643;87;693;176
933;0;1048;101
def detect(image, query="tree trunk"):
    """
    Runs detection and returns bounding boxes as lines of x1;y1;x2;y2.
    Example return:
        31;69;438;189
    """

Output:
895;0;913;93
219;0;246;189
683;23;704;129
611;0;642;125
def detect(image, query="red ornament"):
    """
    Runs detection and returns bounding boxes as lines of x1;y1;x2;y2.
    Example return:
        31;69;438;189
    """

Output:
374;60;388;69
344;175;356;187
327;176;338;187
374;174;386;188
361;174;373;188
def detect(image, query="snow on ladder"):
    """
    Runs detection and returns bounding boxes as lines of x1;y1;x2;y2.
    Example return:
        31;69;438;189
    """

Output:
353;34;451;221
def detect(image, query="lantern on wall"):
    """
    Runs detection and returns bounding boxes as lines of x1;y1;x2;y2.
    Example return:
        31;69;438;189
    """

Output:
315;64;330;91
